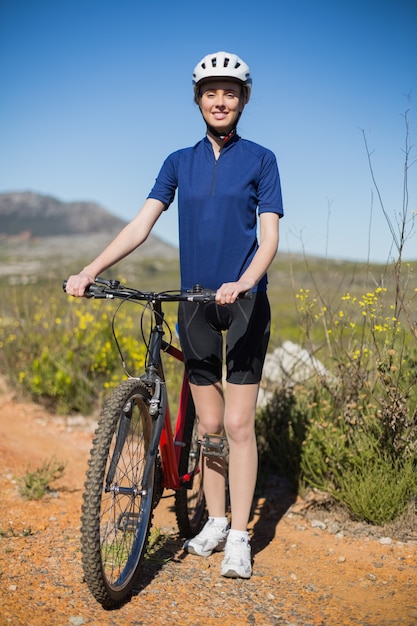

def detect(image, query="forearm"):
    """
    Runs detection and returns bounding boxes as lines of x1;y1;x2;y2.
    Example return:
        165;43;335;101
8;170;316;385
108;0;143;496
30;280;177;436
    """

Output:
82;224;146;278
66;199;166;296
239;213;280;289
81;198;166;279
238;237;278;290
216;213;279;304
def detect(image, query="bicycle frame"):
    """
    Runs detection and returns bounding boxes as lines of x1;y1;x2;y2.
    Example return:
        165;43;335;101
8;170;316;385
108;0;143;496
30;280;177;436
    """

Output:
63;277;235;493
139;298;197;492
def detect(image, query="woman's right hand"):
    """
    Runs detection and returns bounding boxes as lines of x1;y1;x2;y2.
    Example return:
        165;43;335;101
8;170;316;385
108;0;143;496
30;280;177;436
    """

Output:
64;271;95;297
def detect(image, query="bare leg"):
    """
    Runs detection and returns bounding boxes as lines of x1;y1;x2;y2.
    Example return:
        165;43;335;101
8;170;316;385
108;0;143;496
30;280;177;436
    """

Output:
189;382;226;518
190;381;259;530
224;382;259;531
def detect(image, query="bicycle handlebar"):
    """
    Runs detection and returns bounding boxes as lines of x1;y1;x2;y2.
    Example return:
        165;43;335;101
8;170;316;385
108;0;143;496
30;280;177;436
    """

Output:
62;278;252;303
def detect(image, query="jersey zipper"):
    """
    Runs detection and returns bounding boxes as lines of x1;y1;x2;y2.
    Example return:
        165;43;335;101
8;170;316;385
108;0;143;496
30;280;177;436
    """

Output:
211;158;219;196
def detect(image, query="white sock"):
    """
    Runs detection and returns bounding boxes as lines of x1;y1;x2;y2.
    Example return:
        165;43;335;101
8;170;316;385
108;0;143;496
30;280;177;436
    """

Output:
228;529;249;542
209;516;228;528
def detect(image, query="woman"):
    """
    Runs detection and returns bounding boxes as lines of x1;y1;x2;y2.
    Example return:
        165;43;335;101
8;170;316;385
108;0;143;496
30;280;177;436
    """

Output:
65;51;283;579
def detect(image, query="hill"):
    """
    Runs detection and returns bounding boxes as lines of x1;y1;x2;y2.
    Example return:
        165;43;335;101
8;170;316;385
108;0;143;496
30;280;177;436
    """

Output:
0;191;178;275
0;191;129;237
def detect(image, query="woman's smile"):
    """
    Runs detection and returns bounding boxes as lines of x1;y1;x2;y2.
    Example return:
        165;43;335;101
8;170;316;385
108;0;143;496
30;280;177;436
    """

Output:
199;80;244;133
212;111;228;120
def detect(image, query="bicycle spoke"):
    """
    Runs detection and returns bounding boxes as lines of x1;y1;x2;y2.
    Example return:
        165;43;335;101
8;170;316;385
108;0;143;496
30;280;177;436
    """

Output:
81;380;156;607
100;397;149;584
175;393;207;537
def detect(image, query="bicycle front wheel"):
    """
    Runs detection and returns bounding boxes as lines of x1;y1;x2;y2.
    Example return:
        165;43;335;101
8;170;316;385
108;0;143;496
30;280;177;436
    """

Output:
81;378;156;607
175;393;207;538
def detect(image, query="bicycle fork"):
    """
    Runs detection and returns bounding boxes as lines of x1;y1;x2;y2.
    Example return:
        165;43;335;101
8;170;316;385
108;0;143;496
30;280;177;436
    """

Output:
104;379;166;498
141;379;166;493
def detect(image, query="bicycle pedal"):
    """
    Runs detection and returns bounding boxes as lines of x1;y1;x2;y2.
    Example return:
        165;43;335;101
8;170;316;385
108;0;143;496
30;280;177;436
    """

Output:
199;433;229;458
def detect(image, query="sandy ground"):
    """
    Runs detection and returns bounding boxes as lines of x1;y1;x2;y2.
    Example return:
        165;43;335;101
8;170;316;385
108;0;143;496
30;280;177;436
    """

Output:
0;389;416;626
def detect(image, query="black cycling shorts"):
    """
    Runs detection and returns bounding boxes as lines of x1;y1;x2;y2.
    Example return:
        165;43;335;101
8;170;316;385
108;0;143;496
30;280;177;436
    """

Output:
177;291;271;386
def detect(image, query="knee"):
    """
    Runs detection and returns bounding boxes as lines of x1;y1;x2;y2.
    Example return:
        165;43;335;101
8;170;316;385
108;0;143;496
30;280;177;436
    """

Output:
197;413;224;437
224;413;255;444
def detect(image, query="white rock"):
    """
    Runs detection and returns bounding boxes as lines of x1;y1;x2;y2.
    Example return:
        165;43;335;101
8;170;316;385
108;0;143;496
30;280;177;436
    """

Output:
258;341;334;407
379;536;393;545
311;519;327;530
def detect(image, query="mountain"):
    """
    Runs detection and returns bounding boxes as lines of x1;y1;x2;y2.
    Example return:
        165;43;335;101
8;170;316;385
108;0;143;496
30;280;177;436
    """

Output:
0;191;178;264
0;191;128;237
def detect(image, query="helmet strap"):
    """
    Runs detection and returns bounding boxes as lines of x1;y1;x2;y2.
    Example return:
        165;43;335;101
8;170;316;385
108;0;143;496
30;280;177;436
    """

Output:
206;125;236;143
204;111;242;143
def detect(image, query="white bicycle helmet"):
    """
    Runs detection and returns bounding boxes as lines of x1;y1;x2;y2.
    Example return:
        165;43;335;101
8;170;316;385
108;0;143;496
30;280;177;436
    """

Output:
192;51;252;103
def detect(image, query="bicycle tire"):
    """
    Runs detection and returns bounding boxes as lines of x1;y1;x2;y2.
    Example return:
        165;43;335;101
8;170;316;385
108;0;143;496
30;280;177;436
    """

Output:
80;378;157;607
175;393;207;538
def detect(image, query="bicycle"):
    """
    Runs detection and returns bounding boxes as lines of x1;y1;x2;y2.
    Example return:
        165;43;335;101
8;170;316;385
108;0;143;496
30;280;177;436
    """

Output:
63;277;233;608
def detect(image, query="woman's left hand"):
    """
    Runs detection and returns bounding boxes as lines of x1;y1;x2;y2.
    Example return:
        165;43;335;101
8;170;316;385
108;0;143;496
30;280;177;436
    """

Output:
215;280;254;305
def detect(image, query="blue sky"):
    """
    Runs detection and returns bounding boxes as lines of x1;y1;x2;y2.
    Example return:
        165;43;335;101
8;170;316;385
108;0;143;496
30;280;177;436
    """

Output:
1;0;416;263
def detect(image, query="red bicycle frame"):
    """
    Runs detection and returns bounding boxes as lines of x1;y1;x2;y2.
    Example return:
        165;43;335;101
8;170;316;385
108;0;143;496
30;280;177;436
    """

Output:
157;342;194;490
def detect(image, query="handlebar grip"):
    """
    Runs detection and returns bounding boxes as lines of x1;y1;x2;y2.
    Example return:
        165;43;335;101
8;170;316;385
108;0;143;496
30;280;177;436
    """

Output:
186;290;252;303
84;285;95;298
62;280;97;298
187;284;252;302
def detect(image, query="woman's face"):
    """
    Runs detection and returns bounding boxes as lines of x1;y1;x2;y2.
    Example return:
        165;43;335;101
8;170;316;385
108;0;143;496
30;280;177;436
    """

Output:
198;80;245;134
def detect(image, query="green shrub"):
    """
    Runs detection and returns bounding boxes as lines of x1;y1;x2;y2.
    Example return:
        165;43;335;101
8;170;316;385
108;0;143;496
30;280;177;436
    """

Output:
256;261;417;525
0;283;183;414
256;385;306;488
17;458;66;500
335;449;416;524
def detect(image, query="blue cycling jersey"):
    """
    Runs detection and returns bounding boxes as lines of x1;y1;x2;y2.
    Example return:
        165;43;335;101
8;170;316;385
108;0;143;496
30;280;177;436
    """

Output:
148;134;283;292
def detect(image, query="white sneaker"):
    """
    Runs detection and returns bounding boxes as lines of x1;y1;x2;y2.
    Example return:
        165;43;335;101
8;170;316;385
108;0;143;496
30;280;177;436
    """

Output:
221;536;252;579
183;518;228;557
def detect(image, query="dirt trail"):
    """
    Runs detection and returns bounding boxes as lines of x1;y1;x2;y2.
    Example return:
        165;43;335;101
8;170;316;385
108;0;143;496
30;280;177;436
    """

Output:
0;389;416;626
